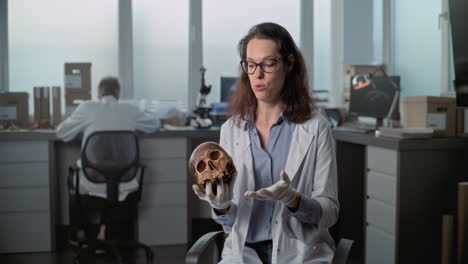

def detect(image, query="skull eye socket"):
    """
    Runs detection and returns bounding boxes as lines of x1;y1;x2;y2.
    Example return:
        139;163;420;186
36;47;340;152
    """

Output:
196;160;207;173
210;150;221;160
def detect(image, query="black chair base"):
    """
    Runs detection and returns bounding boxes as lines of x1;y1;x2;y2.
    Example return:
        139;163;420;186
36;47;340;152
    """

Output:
73;239;154;264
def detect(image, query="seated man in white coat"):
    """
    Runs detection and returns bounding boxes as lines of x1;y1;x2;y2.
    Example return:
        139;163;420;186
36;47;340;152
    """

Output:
57;76;158;243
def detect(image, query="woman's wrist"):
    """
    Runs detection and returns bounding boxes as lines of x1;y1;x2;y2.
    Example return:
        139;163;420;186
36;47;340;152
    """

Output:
286;192;301;210
214;206;230;215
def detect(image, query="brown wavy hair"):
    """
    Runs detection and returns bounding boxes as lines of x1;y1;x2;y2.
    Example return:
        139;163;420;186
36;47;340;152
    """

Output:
228;22;316;125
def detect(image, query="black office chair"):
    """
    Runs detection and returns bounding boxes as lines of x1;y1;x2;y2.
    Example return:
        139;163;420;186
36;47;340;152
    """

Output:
68;130;154;264
186;231;353;264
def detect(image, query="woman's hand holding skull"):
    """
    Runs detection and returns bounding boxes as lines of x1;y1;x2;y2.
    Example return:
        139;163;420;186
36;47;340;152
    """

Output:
192;176;235;210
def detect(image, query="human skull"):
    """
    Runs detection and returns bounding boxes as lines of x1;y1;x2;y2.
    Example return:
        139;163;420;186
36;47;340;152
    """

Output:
189;142;237;193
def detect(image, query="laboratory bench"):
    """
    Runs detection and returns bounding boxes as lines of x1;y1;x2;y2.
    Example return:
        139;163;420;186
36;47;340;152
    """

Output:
0;128;220;253
3;127;467;262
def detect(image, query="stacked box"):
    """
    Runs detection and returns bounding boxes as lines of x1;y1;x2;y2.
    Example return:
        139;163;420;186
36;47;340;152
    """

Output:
33;87;41;124
64;63;92;117
0;92;29;128
33;87;51;128
401;96;456;137
64;63;91;94
51;86;62;127
41;87;50;127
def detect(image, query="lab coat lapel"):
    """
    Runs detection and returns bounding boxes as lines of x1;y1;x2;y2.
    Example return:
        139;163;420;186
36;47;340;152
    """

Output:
235;122;255;191
285;123;314;181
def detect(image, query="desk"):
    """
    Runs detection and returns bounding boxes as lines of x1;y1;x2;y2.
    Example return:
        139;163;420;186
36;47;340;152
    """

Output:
333;130;468;264
0;129;219;253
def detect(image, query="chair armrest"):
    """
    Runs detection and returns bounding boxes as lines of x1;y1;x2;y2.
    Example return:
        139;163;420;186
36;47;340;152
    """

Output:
137;164;146;201
332;238;354;264
186;231;225;264
68;165;80;193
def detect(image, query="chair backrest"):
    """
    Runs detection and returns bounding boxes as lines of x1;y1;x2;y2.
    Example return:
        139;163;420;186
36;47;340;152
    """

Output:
81;130;140;202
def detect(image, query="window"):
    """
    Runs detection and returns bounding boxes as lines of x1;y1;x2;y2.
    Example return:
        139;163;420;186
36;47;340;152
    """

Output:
202;0;300;104
133;0;189;105
9;0;118;111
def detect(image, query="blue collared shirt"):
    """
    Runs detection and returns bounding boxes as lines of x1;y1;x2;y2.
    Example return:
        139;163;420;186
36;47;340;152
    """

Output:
244;114;294;242
212;114;322;242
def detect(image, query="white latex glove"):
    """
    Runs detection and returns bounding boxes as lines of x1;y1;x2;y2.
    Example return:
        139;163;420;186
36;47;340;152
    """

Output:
192;179;234;210
245;171;297;205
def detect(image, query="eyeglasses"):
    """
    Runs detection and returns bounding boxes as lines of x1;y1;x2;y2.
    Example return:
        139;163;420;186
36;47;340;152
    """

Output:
240;58;281;75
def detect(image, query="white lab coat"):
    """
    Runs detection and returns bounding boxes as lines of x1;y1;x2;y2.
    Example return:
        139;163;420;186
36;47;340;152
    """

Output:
218;111;339;264
56;96;158;201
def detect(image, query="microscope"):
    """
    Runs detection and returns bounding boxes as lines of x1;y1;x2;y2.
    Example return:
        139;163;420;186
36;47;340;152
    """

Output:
189;67;213;128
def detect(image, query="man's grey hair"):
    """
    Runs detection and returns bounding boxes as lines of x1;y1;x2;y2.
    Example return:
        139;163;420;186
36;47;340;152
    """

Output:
98;76;120;99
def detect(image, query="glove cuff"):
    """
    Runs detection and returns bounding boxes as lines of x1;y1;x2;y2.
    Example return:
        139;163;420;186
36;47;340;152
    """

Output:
211;200;231;210
280;189;297;205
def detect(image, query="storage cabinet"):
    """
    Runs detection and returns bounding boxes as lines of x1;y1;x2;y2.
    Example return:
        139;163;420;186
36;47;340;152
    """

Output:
138;137;188;245
365;146;397;263
0;140;56;253
334;131;468;264
0;130;220;253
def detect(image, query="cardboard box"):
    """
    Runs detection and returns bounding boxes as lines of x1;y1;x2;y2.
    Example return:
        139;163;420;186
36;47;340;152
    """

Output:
33;87;41;124
52;86;62;127
33;87;52;128
64;63;92;94
401;96;456;137
0;92;29;128
65;92;91;106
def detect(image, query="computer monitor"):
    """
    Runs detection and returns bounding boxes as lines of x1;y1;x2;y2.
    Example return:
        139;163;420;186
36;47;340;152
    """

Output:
349;76;400;125
448;0;468;107
219;76;237;103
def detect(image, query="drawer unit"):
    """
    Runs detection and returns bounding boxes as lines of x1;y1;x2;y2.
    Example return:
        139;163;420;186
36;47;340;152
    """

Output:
367;146;397;176
0;163;49;187
366;146;398;263
366;224;395;264
0;141;49;163
138;205;187;245
139;138;187;159
137;137;189;245
139;182;187;207
0;188;50;212
366;198;396;235
141;158;187;184
334;132;465;264
367;170;396;206
0;141;55;253
0;212;52;252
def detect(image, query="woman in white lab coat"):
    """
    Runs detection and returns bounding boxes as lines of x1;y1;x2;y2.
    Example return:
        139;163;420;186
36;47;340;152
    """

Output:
193;22;339;264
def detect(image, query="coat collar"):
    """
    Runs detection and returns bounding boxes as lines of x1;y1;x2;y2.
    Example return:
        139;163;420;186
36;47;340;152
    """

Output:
235;117;315;182
101;95;118;104
235;118;255;190
284;122;315;181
